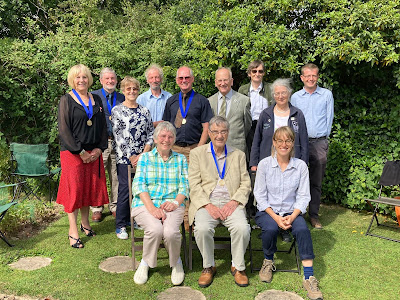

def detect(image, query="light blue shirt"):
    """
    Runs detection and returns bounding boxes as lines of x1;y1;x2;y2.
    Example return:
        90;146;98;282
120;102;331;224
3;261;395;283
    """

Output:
249;82;269;121
254;156;310;215
137;89;172;122
290;86;334;138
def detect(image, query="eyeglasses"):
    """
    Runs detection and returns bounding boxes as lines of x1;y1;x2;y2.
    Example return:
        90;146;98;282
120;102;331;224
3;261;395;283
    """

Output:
251;69;264;74
273;91;289;97
125;87;139;92
274;139;293;145
177;76;192;81
210;130;228;136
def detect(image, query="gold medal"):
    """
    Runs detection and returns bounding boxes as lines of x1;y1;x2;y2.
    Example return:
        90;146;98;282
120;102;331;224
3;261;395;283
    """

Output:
182;118;186;124
87;119;92;126
109;116;112;121
219;179;225;186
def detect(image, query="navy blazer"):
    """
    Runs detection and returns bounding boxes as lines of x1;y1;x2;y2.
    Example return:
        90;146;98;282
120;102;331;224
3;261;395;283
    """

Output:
250;103;309;166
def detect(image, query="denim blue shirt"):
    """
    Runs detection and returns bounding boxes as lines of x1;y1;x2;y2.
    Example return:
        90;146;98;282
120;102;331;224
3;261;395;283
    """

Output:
137;89;172;122
290;86;334;138
254;156;310;215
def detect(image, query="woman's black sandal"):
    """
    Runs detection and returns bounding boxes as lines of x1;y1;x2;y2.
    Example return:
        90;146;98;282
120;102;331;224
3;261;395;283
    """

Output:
68;235;84;248
80;224;96;237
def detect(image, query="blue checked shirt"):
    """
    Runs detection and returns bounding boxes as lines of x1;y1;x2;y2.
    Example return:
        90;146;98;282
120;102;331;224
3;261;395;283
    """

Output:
132;147;189;208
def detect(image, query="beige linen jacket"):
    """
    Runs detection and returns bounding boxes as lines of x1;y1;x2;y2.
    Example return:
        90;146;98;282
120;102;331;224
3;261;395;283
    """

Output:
188;143;251;225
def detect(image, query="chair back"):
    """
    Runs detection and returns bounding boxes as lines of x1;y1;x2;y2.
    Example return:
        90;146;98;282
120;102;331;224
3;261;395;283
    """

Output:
10;143;50;176
379;160;400;187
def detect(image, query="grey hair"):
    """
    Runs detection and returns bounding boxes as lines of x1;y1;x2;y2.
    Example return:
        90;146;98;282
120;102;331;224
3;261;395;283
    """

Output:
209;115;230;131
144;64;164;81
154;121;176;142
176;66;194;77
99;67;117;79
271;78;293;99
215;67;232;79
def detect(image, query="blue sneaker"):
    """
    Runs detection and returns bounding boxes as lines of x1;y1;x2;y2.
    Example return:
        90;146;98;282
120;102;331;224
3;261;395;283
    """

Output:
116;227;128;240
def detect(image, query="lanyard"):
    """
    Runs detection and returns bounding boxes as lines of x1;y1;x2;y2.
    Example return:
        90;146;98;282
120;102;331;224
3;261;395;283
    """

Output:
179;90;195;118
210;142;227;180
72;89;93;120
101;88;117;114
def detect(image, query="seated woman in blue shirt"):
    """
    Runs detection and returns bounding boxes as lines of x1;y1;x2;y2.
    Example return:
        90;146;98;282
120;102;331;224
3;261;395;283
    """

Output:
131;121;189;286
253;126;323;300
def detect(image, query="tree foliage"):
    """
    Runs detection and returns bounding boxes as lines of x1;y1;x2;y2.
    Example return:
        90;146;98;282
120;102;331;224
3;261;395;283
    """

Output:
0;0;399;215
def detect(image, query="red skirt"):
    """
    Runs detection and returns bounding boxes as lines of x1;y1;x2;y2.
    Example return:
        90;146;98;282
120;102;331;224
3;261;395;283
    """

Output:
57;150;109;213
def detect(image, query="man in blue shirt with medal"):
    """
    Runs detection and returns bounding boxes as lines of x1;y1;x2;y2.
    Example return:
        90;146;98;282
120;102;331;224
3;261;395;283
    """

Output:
162;66;213;162
90;67;124;222
188;116;251;288
291;63;334;229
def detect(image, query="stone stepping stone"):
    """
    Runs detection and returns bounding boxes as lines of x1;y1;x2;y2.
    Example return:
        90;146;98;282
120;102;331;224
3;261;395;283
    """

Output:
157;287;205;300
99;256;137;273
255;290;304;300
8;257;52;271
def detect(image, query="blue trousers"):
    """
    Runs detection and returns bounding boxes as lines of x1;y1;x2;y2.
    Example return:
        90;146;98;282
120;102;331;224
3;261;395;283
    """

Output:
116;164;131;229
255;211;315;261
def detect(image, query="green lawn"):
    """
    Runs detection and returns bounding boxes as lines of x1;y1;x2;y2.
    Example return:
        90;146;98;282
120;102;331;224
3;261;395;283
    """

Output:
1;204;399;300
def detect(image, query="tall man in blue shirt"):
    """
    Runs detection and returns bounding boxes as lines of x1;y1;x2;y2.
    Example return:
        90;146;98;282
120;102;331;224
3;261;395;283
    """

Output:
291;63;334;229
90;67;124;222
137;64;172;128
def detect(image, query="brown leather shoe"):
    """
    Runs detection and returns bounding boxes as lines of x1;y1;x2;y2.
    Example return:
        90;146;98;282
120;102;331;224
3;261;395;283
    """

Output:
230;266;249;287
198;266;216;288
91;211;102;222
310;218;323;229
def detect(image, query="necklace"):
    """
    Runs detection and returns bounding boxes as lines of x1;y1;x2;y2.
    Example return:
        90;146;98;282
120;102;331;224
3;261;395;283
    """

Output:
275;106;290;113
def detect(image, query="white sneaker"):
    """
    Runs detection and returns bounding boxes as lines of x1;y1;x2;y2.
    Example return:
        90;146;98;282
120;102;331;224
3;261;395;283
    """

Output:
134;264;149;284
171;260;185;285
116;227;128;240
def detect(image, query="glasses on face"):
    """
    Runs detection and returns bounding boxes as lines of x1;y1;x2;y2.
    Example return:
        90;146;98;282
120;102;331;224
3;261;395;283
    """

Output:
210;130;228;136
273;91;289;97
125;87;139;92
251;69;264;74
274;139;293;146
177;76;192;81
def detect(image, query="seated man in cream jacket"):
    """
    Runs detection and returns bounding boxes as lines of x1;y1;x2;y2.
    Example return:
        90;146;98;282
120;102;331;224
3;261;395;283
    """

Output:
189;116;251;288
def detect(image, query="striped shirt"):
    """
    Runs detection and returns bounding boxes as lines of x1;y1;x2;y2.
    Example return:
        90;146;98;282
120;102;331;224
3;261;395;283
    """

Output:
132;147;189;208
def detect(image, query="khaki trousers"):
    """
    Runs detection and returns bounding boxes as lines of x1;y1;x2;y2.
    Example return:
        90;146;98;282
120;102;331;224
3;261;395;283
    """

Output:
194;198;250;271
132;205;185;268
91;139;118;213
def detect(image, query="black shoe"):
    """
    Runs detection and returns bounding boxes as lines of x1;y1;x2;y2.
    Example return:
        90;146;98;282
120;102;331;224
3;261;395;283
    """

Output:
68;235;84;248
80;224;96;237
280;229;292;243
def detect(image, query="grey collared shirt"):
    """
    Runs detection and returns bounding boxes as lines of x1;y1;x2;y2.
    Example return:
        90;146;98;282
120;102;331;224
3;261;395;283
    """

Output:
254;156;310;215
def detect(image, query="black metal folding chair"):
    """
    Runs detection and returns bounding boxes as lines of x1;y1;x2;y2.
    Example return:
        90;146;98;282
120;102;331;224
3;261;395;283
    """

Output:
365;160;400;242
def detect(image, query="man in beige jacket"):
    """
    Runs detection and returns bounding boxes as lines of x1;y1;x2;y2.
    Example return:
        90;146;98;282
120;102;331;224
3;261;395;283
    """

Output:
189;116;251;288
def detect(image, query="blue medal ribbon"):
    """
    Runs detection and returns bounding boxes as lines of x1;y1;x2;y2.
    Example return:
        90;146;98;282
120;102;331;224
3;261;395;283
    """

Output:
72;89;93;120
210;142;227;180
179;90;195;119
101;88;117;115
